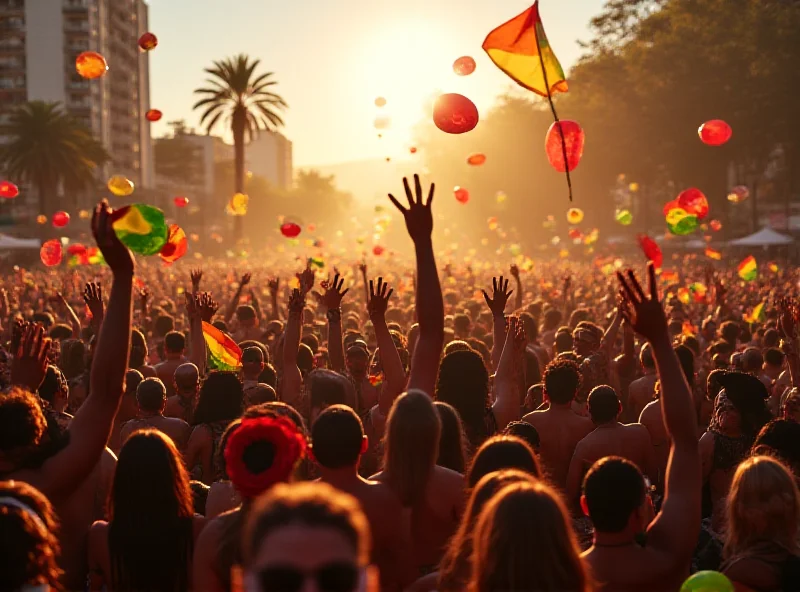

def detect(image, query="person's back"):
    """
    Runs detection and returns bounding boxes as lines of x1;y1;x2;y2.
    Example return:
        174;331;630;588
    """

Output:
522;359;593;490
155;331;188;397
120;377;191;451
165;363;200;424
628;371;657;423
639;398;669;486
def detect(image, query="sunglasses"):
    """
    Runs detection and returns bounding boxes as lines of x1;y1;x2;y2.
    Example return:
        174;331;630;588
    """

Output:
257;562;359;592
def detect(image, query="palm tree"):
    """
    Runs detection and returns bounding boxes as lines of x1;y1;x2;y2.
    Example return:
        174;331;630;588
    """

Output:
193;54;287;235
0;101;109;222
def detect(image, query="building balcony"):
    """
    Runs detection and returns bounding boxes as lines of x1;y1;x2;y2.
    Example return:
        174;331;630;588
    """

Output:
63;0;89;12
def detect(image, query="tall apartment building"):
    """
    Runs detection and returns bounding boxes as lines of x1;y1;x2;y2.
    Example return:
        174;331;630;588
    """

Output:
0;0;153;189
247;131;293;190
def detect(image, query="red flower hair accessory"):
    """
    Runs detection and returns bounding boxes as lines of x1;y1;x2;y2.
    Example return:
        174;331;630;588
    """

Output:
224;415;307;499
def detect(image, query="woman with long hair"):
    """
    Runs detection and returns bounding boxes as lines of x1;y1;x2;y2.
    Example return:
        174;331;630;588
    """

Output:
88;430;205;591
722;456;800;590
372;390;464;574
186;371;244;484
469;481;592;592
435;350;492;451
434;401;467;474
466;435;541;488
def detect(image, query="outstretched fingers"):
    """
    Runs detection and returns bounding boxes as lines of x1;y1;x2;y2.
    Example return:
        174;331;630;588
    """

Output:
426;182;435;207
402;177;414;208
647;262;659;301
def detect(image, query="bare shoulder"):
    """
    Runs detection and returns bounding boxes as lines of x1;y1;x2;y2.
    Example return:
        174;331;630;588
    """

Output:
192;514;208;538
189;424;212;441
640;400;661;423
434;464;465;487
521;409;546;426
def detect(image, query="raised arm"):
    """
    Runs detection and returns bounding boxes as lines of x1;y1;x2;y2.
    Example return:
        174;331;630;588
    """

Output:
224;273;250;323
510;264;523;310
267;277;281;321
83;281;104;334
483;276;513;371
55;291;81;338
388;175;443;397
281;289;305;408
186;292;218;374
369;278;406;414
492;315;526;431
36;201;134;499
618;264;700;562
321;273;348;373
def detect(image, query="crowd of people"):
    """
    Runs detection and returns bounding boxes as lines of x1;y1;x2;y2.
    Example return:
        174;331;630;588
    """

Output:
1;174;800;592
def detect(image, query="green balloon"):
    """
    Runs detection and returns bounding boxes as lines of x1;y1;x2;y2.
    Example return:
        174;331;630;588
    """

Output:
680;571;734;592
616;209;633;226
667;214;699;236
112;204;168;256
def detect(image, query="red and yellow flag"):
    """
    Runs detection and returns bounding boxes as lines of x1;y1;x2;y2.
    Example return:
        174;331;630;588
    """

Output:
482;1;568;97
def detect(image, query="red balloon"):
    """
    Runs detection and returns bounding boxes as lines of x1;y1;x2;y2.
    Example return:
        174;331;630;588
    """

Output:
454;186;470;204
453;56;476;76
698;120;732;146
280;222;302;238
174;196;189;208
677;188;709;220
433;93;479;135
409;147;417;154
637;234;663;269
568;228;582;240
662;199;680;216
138;32;158;51
146;109;162;122
372;245;385;256
67;244;87;256
52;211;70;228
710;219;722;232
40;239;63;267
545;120;585;173
0;180;19;199
467;153;486;166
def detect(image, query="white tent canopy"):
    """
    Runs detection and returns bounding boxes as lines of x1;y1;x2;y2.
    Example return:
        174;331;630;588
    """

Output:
729;227;793;247
0;234;40;250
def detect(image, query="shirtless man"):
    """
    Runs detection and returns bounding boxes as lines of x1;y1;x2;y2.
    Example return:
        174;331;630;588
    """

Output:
566;385;656;508
154;331;187;397
109;369;144;452
313;405;415;591
0;201;133;588
522;359;593;491
119;377;191;452
627;343;657;422
164;362;199;423
581;264;700;592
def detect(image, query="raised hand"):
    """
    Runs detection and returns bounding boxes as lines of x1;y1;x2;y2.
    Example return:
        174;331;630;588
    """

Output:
358;262;367;276
239;273;252;288
616;263;668;344
197;292;219;323
510;264;520;279
268;277;280;296
368;277;394;319
11;322;51;392
296;266;315;296
288;289;305;318
83;281;104;320
190;269;203;291
93;200;134;275
388;174;434;242
321;273;348;310
483;276;513;318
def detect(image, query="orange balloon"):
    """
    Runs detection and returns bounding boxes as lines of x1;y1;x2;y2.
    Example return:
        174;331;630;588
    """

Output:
453;56;476;76
433;93;479;135
76;51;108;79
145;109;162;122
138;32;158;51
467;153;486;166
454;186;470;204
40;239;63;267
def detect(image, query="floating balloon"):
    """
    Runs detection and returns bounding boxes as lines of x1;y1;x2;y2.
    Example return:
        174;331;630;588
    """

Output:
159;224;188;263
229;193;248;216
727;185;749;203
698;120;732;147
40;239;62;267
509;243;522;257
710;219;722;232
111;204;169;256
680;570;734;592
677;188;709;220
496;191;507;204
138;32;158;51
280;220;302;239
67;244;87;257
467;153;486;166
629;182;639;192
374;97;386;108
638;234;663;269
78;209;90;219
36;215;47;225
373;116;391;130
52;211;70;228
662;199;680;216
545;120;585;173
173;196;189;208
566;208;584;225
372;245;385;256
145;109;162;122
75;51;108;79
568;228;582;240
433;93;479;135
409;147;417;154
0;180;19;199
667;214;699;236
454;186;469;204
107;175;134;197
487;216;499;231
615;209;633;226
453;56;476;76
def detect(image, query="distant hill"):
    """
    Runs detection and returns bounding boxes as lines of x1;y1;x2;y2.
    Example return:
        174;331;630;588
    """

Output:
309;158;419;204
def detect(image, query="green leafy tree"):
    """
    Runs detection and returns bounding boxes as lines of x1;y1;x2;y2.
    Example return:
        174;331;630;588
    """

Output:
0;101;109;219
193;54;287;236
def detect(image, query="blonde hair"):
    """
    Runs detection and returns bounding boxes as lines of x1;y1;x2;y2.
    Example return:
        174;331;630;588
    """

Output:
725;456;800;559
469;481;592;592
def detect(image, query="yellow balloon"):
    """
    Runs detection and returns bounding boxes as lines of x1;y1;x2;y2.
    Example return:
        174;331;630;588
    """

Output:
107;175;134;197
229;193;249;216
629;182;639;192
36;214;47;225
567;208;584;225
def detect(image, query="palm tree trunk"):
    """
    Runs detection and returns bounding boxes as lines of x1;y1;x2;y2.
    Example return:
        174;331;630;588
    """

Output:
232;110;246;240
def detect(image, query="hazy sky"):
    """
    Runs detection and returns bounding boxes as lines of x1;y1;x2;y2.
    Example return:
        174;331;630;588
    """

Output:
147;0;606;167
